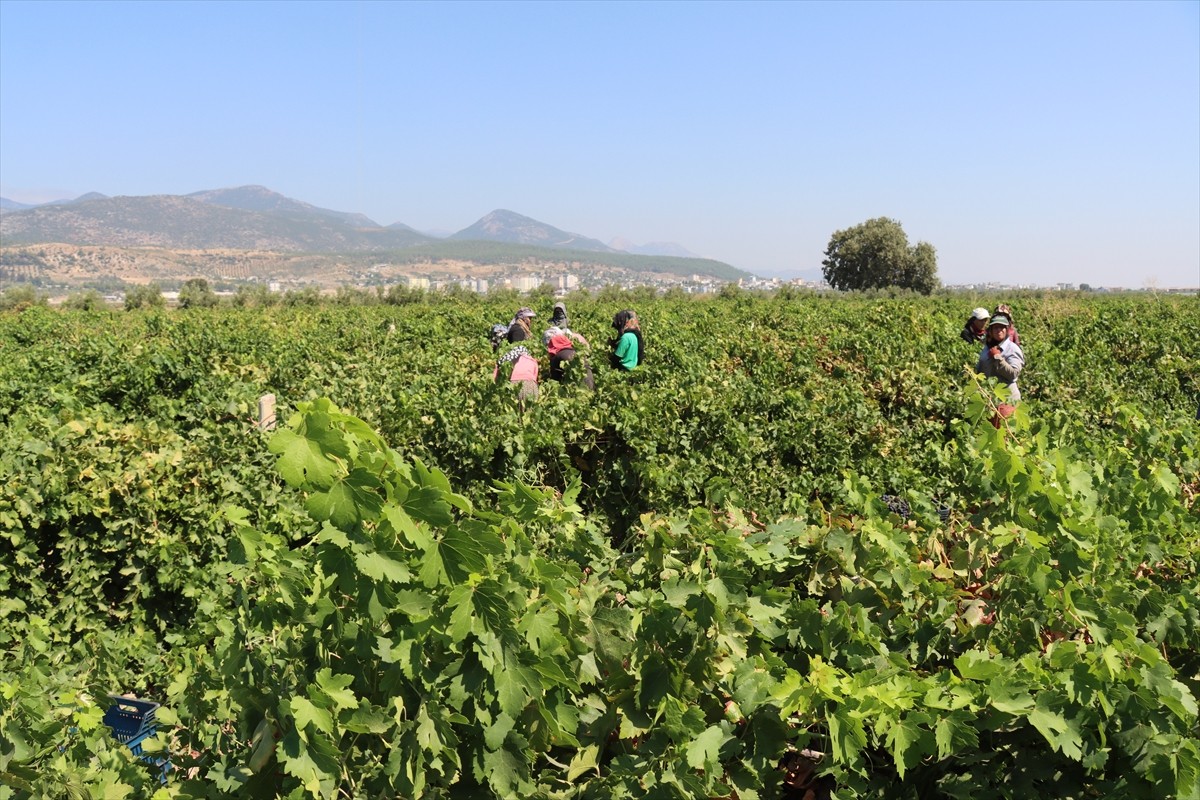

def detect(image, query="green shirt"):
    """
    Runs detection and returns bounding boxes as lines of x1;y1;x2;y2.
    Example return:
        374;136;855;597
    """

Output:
614;331;639;370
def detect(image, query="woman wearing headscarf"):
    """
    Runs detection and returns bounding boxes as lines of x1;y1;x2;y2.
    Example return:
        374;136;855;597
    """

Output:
610;309;643;371
549;301;570;329
506;307;536;344
495;307;540;402
543;302;592;386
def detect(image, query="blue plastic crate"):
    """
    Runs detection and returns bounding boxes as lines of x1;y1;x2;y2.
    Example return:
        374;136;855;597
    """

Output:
103;695;170;783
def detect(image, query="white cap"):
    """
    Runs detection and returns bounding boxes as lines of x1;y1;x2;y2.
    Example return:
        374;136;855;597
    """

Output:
971;307;990;320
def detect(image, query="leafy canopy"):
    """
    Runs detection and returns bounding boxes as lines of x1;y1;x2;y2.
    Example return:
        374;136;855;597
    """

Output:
822;216;939;294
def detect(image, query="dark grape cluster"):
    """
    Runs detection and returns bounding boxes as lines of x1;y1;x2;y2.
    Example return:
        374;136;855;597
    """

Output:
880;494;911;519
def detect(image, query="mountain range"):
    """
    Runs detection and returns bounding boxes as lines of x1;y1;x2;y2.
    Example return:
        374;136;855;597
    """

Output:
0;185;733;276
607;237;700;258
0;192;108;211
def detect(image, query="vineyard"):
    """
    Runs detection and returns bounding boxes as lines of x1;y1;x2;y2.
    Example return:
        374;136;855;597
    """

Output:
1;291;1198;799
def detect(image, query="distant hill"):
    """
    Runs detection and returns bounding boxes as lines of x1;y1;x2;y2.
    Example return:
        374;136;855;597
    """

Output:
609;237;700;258
0;193;108;212
382;240;747;282
0;194;433;251
47;192;110;206
450;210;614;252
0;198;34;212
187;185;379;228
0;187;747;280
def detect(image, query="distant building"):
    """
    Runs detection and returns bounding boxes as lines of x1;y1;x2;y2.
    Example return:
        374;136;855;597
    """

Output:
512;275;540;292
407;277;430;289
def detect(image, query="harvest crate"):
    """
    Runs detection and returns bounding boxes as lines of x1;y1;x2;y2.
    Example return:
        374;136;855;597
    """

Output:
103;695;169;783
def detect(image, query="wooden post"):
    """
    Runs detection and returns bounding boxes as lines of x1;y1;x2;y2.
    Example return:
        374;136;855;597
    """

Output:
258;394;276;431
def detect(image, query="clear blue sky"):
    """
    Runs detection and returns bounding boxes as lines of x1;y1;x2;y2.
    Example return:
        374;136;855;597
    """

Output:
2;0;1197;287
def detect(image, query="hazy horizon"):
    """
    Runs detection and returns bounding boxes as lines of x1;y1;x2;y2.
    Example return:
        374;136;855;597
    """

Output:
1;1;1197;288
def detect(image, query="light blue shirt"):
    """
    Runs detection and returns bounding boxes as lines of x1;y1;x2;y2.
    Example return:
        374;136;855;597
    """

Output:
976;339;1025;402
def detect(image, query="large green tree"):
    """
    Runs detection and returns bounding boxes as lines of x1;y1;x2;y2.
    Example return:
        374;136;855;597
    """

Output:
821;217;939;293
124;281;165;311
178;277;219;309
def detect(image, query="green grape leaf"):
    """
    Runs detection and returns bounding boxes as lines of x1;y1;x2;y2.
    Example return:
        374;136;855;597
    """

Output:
1027;704;1084;760
383;502;433;550
269;429;339;489
314;669;359;711
484;711;516;751
306;468;382;529
355;551;411;584
685;725;730;770
440;522;504;582
344;705;392;735
829;708;867;763
290;697;334;734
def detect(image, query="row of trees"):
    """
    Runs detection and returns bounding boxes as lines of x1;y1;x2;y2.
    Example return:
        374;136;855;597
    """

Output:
0;279;664;313
0;279;207;311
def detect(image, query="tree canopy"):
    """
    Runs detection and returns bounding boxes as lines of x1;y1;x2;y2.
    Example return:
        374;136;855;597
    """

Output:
821;217;939;294
124;282;165;311
178;277;218;309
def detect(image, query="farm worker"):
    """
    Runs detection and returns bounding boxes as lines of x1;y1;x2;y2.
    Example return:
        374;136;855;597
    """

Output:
959;307;990;344
543;302;593;386
993;304;1021;345
495;330;540;403
507;307;536;344
610;309;643;371
544;325;594;387
976;313;1026;406
495;343;538;381
549;301;571;329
